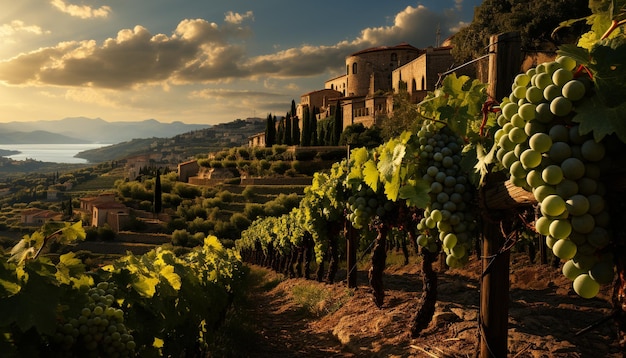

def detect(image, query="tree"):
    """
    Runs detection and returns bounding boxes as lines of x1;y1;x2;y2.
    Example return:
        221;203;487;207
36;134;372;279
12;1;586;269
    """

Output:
284;112;292;145
328;104;344;146
265;113;276;147
338;123;383;149
380;87;420;141
153;169;162;215
277;117;285;145
301;106;311;146
451;0;590;62
310;106;318;146
292;115;301;146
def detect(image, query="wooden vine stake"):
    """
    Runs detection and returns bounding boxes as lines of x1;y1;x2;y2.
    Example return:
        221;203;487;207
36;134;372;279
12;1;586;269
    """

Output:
479;32;523;358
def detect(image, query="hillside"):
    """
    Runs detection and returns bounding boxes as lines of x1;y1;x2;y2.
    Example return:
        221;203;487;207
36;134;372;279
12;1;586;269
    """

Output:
75;118;266;163
0;130;90;144
0;117;210;144
230;254;620;358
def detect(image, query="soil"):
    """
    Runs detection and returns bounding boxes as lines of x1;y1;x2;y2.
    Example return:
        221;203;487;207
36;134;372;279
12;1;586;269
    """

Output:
238;252;622;358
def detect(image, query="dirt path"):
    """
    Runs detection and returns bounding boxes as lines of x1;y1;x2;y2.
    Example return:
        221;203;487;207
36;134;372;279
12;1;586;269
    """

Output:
234;254;623;358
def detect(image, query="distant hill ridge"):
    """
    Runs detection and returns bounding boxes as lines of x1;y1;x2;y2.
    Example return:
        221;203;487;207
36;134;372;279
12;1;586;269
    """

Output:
0;117;211;144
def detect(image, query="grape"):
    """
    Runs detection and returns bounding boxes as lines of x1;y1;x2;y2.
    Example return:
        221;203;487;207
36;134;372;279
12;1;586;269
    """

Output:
549;219;572;239
541;195;566;217
525;86;544;103
542;165;563;185
520;149;542;169
552;68;574;86
552;238;577;260
543;84;561;101
560;157;585;180
589;260;615;285
528;132;552;153
571;213;595;234
550;96;573;116
565;194;590;216
52;281;135;356
556;55;577;71
534;72;553;89
573;274;600;298
562;79;586;101
581;139;605;162
562;259;585;280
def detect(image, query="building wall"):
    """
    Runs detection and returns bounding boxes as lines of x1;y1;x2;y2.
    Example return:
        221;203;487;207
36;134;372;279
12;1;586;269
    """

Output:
345;44;421;98
325;75;347;96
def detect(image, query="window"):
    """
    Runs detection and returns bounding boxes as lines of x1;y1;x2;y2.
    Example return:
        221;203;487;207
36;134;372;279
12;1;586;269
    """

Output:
346;65;349;75
412;79;417;92
391;53;397;63
352;62;357;74
421;76;425;90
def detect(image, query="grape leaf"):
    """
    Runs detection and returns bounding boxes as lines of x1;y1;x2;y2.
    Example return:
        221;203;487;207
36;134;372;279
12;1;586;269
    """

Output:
398;180;431;208
362;160;379;192
132;275;160;298
159;265;182;291
573;95;626;142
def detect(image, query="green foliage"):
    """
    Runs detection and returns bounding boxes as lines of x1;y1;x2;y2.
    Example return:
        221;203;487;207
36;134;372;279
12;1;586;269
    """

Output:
451;0;591;62
338;123;383;149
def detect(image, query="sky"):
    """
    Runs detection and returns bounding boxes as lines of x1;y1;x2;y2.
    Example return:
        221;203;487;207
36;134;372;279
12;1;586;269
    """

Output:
0;0;483;126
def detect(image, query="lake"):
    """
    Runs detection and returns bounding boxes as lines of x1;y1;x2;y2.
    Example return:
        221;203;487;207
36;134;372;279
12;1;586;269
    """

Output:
0;143;111;164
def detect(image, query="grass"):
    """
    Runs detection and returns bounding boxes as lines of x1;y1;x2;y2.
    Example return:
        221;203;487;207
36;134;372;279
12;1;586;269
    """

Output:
70;174;124;191
291;283;353;317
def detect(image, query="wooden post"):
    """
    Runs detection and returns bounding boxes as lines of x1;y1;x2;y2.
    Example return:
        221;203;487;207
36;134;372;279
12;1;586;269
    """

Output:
346;222;357;288
479;32;522;358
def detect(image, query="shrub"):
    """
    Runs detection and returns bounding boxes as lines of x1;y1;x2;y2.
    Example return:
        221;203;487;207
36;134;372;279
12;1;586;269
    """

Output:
230;213;251;231
270;161;290;175
243;203;265;220
97;225;116;241
295;150;316;161
241;186;256;201
217;190;233;202
171;229;190;246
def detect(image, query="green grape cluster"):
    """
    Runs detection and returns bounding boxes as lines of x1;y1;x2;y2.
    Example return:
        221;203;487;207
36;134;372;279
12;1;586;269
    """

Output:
495;55;614;298
415;122;475;267
346;185;394;229
53;281;136;357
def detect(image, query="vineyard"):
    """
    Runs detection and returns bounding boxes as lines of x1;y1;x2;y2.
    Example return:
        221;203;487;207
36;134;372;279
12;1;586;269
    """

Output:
237;2;626;357
1;1;626;357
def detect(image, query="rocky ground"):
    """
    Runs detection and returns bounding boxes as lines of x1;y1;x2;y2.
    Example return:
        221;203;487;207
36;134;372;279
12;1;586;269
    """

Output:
235;252;622;358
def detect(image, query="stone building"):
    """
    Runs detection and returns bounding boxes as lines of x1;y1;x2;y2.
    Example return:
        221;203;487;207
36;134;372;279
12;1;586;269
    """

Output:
391;45;473;103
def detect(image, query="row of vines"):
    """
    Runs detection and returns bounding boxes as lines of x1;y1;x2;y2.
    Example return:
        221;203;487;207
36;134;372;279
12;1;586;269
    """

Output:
238;2;626;355
0;222;246;357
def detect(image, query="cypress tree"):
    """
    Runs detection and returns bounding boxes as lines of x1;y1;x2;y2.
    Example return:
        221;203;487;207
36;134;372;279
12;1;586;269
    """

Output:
301;106;311;146
310;106;318;146
154;169;162;215
333;103;343;146
284;112;292;145
265;113;276;147
277;117;285;145
292;115;300;146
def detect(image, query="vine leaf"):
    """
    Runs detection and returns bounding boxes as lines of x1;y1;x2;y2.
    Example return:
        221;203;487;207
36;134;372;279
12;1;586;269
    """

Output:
362;160;379;192
398;180;431;208
573;96;626;142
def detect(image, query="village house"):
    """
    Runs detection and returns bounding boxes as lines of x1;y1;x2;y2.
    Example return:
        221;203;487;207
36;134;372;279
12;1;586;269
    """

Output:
248;41;471;147
79;193;130;232
20;208;63;226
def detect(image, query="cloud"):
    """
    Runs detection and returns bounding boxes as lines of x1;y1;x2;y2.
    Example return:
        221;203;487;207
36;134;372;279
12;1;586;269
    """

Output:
225;11;254;25
50;0;112;19
190;88;284;99
0;20;50;43
0;5;466;89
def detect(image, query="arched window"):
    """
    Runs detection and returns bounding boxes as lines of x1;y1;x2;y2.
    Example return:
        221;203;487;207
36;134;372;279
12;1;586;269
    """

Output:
352;62;357;74
421;76;425;90
346;65;349;75
412;79;417;92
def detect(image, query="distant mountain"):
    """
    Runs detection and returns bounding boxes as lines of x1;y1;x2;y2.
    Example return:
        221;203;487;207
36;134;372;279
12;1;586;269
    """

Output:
0;130;91;144
0;117;211;144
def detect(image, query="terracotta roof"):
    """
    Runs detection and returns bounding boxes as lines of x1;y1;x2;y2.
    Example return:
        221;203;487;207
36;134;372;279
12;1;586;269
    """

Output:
350;42;421;56
93;202;127;210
